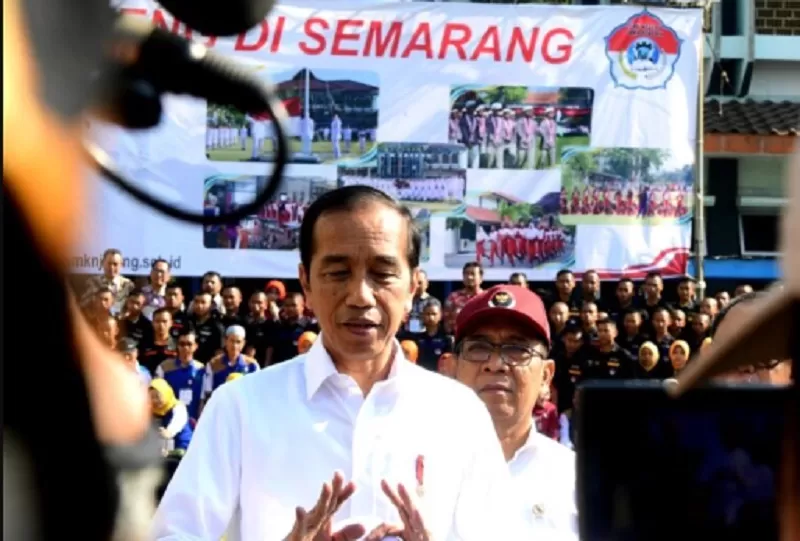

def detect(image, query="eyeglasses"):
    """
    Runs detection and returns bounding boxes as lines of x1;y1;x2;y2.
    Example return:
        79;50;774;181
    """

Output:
457;339;546;367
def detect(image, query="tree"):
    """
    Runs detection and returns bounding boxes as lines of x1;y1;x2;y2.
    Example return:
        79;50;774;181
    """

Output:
498;201;533;224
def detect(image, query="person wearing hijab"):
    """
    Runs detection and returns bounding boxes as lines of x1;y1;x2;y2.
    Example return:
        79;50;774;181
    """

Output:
637;341;661;379
149;379;193;454
669;340;691;376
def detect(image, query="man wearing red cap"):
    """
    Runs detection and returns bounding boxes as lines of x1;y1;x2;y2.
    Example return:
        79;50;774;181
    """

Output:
452;285;578;540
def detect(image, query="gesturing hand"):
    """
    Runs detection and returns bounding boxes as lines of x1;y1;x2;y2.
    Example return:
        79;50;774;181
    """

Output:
283;472;365;541
363;480;432;541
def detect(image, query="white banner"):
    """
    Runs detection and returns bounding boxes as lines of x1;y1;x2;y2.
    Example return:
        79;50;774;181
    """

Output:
78;1;703;281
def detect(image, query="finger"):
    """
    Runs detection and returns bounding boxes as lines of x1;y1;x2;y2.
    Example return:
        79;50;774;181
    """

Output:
330;524;367;541
328;471;344;510
396;483;425;532
331;481;357;516
290;507;308;538
381;480;412;526
308;481;333;527
363;523;403;541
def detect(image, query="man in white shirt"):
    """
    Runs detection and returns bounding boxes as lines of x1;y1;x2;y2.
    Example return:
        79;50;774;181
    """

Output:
153;185;521;540
451;285;579;540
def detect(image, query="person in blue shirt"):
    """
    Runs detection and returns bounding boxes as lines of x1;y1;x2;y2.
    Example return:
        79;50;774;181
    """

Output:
410;298;453;372
201;325;259;412
155;330;204;421
118;337;152;386
149;378;193;454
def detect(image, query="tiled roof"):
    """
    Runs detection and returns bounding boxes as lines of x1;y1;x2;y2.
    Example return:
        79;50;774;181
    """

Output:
704;99;800;136
466;206;500;223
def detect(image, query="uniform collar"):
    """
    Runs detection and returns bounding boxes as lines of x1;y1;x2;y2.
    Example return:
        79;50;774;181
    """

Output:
304;333;405;401
509;422;540;464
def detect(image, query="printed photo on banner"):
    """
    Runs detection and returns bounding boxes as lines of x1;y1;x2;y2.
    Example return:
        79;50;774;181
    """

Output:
448;85;594;171
443;170;575;270
559;147;694;226
206;67;380;164
337;142;468;263
202;173;336;250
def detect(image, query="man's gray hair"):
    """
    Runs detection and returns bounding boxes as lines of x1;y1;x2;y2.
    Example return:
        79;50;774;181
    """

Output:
423;298;442;311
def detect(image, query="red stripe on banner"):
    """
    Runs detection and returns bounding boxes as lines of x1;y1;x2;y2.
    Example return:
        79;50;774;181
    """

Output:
574;248;691;280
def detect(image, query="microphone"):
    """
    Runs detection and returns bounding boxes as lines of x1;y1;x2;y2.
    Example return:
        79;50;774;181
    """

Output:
85;14;290;225
157;0;276;37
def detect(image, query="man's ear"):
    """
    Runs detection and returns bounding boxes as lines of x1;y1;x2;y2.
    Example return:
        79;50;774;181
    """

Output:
541;359;556;388
410;267;420;297
298;263;312;309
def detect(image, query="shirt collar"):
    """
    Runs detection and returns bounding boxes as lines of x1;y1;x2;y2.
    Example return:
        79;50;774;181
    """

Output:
509;422;539;464
303;333;405;401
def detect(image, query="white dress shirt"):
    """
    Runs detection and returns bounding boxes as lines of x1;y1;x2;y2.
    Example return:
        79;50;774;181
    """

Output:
153;337;524;541
508;425;578;540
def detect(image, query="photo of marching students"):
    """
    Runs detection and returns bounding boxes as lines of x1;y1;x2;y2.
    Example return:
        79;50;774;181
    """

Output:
443;173;575;269
337;142;467;212
559;147;695;226
202;173;336;250
206;67;380;164
448;85;593;170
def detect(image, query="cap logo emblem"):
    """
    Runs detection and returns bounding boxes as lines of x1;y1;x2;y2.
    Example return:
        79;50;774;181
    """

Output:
488;291;515;309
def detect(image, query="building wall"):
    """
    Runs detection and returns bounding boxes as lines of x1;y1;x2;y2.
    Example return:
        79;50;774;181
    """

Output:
755;0;800;35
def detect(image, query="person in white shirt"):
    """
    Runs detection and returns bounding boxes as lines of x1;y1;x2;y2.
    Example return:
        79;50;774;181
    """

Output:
153;185;522;541
450;284;579;540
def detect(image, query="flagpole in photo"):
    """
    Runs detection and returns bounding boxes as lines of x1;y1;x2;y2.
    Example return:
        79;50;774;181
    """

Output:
301;68;312;156
693;6;708;301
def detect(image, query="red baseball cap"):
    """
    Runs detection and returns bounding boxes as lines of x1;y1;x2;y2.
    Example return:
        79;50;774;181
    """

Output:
455;285;551;349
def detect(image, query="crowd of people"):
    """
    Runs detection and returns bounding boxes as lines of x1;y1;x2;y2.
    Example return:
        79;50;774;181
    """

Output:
339;176;466;203
560;182;691;218
76;247;754;461
474;222;570;267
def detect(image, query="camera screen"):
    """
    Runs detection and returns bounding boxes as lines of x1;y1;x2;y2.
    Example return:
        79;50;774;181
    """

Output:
578;385;789;541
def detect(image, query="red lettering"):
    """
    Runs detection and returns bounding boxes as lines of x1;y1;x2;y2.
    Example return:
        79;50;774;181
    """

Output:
300;18;328;55
541;28;573;64
151;9;181;34
235;21;269;51
401;22;433;59
506;27;539;63
364;21;402;57
332;19;363;56
205;36;218;48
269;17;285;53
119;7;147;16
438;23;471;60
470;26;501;61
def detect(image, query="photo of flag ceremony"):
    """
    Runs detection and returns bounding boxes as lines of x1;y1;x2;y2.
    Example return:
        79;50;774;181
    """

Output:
7;0;799;540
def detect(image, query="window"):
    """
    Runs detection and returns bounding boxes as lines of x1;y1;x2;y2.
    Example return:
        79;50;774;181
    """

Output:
739;208;781;256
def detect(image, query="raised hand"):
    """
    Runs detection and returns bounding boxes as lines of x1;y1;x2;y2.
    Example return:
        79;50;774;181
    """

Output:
363;480;432;541
283;472;364;541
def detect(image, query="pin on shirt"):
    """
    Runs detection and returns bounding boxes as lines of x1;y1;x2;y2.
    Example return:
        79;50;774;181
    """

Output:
415;455;425;497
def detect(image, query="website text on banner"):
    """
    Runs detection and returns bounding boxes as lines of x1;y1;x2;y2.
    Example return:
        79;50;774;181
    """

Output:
81;1;703;281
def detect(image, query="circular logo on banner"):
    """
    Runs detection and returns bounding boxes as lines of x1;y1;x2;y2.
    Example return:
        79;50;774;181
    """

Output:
488;291;515;309
605;10;683;91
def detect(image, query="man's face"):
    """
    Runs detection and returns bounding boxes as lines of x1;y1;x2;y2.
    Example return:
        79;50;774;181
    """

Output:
125;294;144;318
623;313;641;336
580;304;598;327
616;281;634;304
510;275;527;288
652;310;670;334
715;291;730;308
222;288;241;312
203;274;221;295
422;305;441;328
454;321;553;427
96;291;114;313
150;262;170;287
165;287;183;309
177;334;197;359
563;332;583;354
734;285;753;298
416;273;429;295
556;273;575;296
122;351;137;368
103;253;122;278
463;267;481;290
283;295;303;320
700;298;718;317
152;312;172;336
97;317;118;347
249;293;267;316
193;294;211;317
299;203;416;364
671;310;686;331
597;322;616;346
225;334;245;357
644;278;661;299
549;303;569;327
677;281;694;302
692;313;710;334
582;272;599;295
